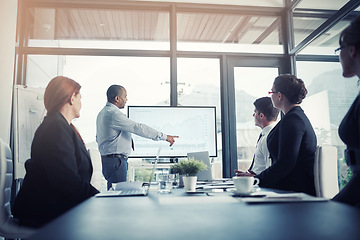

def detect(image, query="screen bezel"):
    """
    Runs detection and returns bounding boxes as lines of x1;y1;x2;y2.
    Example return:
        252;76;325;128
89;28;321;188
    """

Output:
127;105;218;158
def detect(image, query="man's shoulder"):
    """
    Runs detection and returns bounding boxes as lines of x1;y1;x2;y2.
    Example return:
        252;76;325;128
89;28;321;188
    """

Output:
99;104;125;115
262;122;276;135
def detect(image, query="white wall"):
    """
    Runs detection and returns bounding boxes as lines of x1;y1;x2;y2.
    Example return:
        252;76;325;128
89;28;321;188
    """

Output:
0;0;17;144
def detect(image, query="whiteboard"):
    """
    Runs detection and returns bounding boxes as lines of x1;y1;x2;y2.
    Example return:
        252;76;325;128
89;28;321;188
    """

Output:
13;85;46;179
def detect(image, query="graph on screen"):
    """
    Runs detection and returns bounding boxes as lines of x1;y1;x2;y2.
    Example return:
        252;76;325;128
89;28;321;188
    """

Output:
127;106;217;158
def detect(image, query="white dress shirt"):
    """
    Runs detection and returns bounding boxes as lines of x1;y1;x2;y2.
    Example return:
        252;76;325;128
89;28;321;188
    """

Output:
251;122;276;174
96;102;167;157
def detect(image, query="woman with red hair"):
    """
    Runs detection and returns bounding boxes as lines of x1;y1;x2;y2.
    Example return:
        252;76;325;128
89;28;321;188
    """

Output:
13;76;99;228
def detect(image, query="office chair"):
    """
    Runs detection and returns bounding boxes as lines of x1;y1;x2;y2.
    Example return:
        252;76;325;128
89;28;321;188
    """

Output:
0;138;35;239
88;148;103;191
314;145;339;199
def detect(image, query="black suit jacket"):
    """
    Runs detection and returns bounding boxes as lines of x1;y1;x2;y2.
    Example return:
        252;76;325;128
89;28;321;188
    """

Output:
13;112;99;227
256;106;317;196
333;93;360;207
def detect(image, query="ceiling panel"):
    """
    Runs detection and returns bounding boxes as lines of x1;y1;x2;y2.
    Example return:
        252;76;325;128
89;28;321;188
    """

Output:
132;0;284;7
31;8;170;41
177;12;281;45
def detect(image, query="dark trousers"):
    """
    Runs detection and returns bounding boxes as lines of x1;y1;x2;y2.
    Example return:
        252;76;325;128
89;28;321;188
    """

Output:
101;155;128;190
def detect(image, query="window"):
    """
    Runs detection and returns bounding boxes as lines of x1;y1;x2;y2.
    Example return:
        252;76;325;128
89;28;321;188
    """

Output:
233;67;279;170
177;58;222;178
26;55;170;146
26;7;170;50
177;12;283;53
297;61;359;189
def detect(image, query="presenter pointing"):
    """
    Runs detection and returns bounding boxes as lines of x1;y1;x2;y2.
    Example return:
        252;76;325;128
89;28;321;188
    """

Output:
96;84;178;190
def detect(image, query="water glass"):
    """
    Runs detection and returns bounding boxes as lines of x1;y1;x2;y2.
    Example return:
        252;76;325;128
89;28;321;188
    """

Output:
158;174;173;193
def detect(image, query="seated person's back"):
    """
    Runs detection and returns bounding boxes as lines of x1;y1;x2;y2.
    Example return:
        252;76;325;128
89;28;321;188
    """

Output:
251;75;317;196
13;76;99;228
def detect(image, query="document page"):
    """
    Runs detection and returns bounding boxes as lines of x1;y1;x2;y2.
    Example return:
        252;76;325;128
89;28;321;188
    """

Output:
238;191;328;203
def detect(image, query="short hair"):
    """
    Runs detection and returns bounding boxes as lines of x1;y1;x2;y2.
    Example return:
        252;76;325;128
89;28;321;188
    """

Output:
273;74;307;104
106;85;124;103
339;14;360;50
44;76;81;115
253;97;279;122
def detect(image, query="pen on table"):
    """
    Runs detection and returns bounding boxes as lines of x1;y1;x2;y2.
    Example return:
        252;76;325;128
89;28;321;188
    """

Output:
232;194;266;198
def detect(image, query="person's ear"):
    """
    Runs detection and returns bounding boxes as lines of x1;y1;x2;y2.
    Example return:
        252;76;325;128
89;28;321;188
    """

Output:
69;93;76;105
114;96;120;103
349;45;357;58
259;113;264;119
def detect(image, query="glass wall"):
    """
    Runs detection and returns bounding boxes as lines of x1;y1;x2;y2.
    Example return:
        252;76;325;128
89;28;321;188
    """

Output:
233;67;279;171
177;12;283;53
26;7;170;50
177;58;222;177
26;55;171;147
295;18;352;55
297;61;359;189
295;0;349;11
26;55;63;85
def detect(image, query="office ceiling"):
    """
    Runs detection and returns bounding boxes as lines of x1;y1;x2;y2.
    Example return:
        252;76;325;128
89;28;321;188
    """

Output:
27;0;359;47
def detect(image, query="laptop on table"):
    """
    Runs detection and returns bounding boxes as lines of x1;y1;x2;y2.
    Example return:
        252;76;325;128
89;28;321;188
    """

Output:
95;148;160;197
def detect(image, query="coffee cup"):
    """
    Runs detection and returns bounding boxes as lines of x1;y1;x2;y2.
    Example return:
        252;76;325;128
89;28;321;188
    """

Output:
232;176;260;194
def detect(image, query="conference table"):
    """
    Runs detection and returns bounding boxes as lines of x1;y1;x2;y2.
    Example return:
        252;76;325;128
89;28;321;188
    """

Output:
28;186;360;240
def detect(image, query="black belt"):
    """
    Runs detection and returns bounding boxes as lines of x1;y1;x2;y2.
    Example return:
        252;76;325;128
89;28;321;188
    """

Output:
102;154;128;159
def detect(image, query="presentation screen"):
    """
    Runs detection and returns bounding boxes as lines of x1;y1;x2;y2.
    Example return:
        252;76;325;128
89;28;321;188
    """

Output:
127;106;217;158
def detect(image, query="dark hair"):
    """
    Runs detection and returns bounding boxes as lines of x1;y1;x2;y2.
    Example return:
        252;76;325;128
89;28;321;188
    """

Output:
44;76;81;115
253;97;279;122
339;15;360;50
273;74;307;104
107;85;124;103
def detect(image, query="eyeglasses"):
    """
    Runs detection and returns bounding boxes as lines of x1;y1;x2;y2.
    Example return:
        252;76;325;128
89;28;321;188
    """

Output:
335;45;347;55
268;91;279;95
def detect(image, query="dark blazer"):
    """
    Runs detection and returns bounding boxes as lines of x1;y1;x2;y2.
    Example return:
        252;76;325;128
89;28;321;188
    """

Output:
333;93;360;207
256;106;317;196
13;112;99;228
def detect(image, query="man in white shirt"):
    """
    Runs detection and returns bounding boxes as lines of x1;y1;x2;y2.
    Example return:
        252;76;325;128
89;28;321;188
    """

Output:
96;85;178;190
236;97;279;175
